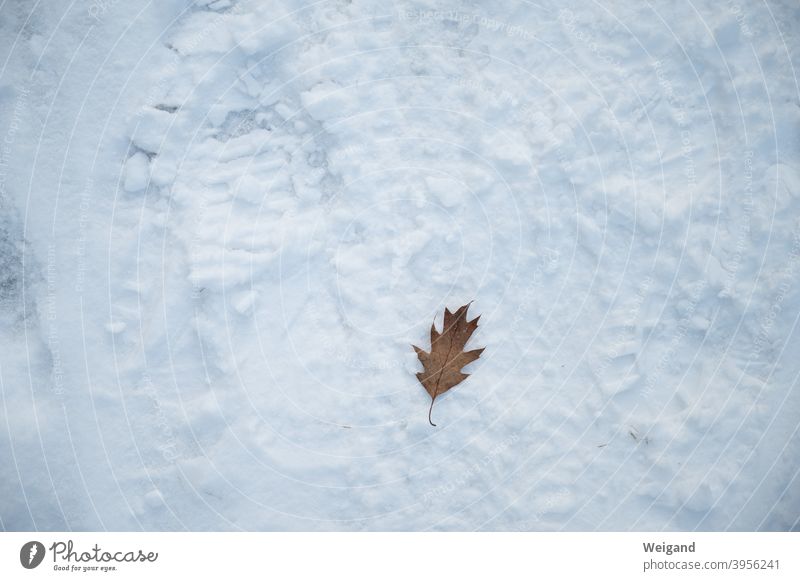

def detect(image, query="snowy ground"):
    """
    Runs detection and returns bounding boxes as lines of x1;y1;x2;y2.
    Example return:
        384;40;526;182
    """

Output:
1;0;799;531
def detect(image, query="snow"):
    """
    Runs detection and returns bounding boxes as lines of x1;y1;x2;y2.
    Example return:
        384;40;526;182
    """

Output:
0;0;799;532
123;152;150;193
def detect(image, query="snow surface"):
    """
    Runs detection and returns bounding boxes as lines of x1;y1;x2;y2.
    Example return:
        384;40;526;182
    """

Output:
1;0;799;531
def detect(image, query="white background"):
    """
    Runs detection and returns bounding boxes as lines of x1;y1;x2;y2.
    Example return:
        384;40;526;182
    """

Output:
1;533;798;580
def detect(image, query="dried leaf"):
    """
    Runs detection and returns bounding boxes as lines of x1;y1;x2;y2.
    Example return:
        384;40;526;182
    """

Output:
412;302;485;426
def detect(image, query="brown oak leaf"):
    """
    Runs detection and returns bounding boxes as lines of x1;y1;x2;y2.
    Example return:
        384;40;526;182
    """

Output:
412;303;485;426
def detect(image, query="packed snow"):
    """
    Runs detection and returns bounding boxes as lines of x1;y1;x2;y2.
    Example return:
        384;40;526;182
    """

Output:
1;0;799;531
